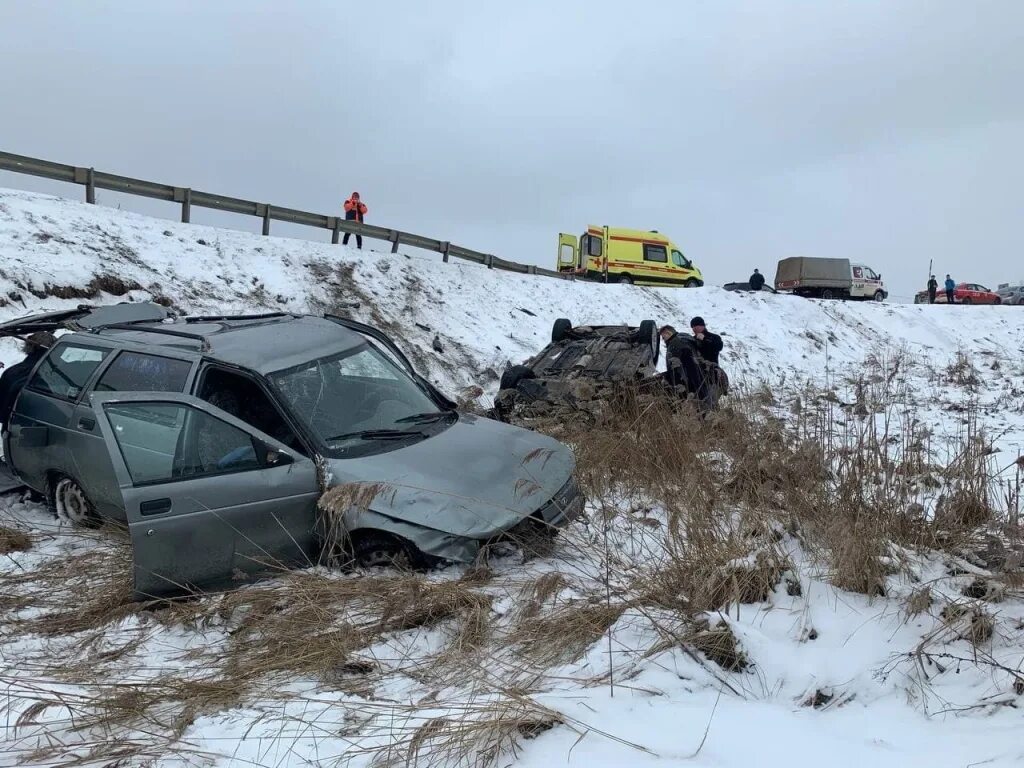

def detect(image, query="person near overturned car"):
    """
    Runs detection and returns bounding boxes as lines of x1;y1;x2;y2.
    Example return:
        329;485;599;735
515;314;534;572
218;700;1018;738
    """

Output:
927;275;938;304
748;268;765;291
0;331;55;436
658;324;713;411
342;192;368;249
944;274;956;304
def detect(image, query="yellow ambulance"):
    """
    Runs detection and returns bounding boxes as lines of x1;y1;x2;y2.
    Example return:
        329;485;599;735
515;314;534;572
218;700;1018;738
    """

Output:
556;226;703;287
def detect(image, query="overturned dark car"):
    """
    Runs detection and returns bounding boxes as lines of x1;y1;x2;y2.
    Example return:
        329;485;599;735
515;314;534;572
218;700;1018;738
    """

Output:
493;318;661;424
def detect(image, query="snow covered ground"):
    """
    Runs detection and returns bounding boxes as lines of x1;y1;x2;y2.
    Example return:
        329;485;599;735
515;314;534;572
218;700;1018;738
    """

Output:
1;187;1024;767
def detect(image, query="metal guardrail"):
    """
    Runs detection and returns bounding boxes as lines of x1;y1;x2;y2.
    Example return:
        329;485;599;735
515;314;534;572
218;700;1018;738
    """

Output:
0;150;568;280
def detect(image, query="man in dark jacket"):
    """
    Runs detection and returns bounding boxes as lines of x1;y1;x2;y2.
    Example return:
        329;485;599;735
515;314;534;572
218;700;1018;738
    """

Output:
659;325;712;411
927;275;938;304
749;269;765;291
689;317;723;365
342;192;368;249
0;332;55;435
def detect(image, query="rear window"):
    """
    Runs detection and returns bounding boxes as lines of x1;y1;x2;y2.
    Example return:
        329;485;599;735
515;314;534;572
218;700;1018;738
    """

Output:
94;352;192;393
28;343;110;401
643;244;667;263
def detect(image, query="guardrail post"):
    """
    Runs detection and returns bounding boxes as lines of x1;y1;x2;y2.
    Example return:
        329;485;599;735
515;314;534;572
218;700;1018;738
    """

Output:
486;254;494;269
331;218;340;245
85;167;96;204
181;188;191;223
527;265;536;275
262;204;271;236
441;241;451;263
389;230;400;254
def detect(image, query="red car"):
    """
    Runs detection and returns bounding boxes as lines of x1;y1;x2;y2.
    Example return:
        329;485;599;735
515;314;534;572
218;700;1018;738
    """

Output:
914;282;1002;305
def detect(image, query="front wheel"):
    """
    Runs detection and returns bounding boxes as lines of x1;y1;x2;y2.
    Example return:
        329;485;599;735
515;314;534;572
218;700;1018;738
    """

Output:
637;320;659;365
49;476;100;528
685;278;701;288
873;291;885;302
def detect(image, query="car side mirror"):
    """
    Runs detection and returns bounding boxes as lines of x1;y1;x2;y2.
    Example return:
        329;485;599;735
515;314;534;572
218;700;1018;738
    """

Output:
257;440;293;468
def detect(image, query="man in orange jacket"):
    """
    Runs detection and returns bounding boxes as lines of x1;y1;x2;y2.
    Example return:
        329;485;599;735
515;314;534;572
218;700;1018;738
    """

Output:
343;192;368;249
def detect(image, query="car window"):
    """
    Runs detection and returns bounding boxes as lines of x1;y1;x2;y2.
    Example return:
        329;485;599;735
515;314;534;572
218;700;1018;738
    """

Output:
643;244;667;263
671;250;689;268
94;352;192;393
852;267;863;279
587;236;603;257
28;343;110;401
863;268;878;280
104;402;260;485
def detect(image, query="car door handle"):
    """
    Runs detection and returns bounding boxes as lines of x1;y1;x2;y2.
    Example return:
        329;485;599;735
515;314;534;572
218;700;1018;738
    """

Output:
139;498;172;516
78;417;96;431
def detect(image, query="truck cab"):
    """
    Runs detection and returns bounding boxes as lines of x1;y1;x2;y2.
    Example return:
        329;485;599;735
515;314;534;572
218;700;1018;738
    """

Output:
557;226;703;287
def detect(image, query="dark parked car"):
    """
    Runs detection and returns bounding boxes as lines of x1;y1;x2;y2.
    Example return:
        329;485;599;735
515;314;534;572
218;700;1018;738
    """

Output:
494;318;659;422
723;282;778;294
0;304;583;597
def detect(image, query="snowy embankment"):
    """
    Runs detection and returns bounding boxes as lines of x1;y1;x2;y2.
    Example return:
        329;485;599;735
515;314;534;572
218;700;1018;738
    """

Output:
1;187;1024;768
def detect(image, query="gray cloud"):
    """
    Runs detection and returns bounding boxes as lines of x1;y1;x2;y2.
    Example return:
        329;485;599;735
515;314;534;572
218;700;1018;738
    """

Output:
2;0;1022;300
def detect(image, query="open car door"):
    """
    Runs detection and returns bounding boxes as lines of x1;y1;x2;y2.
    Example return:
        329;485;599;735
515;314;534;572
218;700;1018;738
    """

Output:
557;233;579;272
89;391;321;599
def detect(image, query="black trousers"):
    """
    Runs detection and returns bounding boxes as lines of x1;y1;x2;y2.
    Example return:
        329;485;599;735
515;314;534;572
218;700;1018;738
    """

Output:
928;289;936;304
945;289;955;304
343;232;363;249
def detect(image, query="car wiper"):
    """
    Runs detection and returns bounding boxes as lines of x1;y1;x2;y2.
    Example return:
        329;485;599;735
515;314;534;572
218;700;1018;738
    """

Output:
394;411;456;424
328;429;427;442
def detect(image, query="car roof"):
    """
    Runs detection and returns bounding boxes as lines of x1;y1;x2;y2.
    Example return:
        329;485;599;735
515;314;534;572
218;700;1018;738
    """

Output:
88;313;364;375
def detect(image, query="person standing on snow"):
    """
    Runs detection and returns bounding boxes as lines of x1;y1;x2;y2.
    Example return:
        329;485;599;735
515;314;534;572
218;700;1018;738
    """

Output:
342;192;368;249
748;269;765;291
944;274;956;304
0;331;55;436
927;275;938;304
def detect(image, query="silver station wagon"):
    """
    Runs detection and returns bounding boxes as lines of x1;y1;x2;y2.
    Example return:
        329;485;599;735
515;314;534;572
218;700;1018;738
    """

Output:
0;304;583;597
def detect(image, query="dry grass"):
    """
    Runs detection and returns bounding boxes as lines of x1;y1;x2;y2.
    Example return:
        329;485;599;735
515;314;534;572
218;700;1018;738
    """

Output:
515;601;624;667
0;524;32;555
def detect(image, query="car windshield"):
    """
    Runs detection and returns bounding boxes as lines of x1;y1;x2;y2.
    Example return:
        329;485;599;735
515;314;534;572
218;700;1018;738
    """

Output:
268;344;451;457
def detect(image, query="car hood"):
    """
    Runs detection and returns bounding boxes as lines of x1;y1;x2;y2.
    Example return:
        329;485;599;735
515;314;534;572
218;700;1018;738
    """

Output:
323;414;575;538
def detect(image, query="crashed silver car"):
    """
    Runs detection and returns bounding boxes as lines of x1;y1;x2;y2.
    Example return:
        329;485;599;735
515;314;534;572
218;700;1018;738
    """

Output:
0;304;583;597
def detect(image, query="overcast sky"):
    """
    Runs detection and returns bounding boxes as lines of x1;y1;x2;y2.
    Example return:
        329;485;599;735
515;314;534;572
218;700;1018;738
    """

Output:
1;0;1022;300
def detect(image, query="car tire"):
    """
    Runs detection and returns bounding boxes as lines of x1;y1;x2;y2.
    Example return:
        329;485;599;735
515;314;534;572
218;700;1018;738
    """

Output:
821;289;835;300
551;318;573;343
685;278;701;288
619;274;633;286
49;475;100;528
873;291;885;302
351;531;427;570
637;319;659;365
960;297;971;305
499;364;535;392
994;297;1002;305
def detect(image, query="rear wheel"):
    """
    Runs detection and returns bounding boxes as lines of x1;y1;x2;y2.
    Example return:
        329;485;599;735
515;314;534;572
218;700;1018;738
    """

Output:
551;318;573;343
637;320;659;364
960;297;972;305
49;476;100;528
821;288;836;300
618;274;633;286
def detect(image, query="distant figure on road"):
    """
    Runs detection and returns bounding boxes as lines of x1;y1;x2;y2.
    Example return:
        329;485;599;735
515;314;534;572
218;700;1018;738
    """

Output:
343;192;368;249
748;269;765;291
927;275;938;304
944;274;956;304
